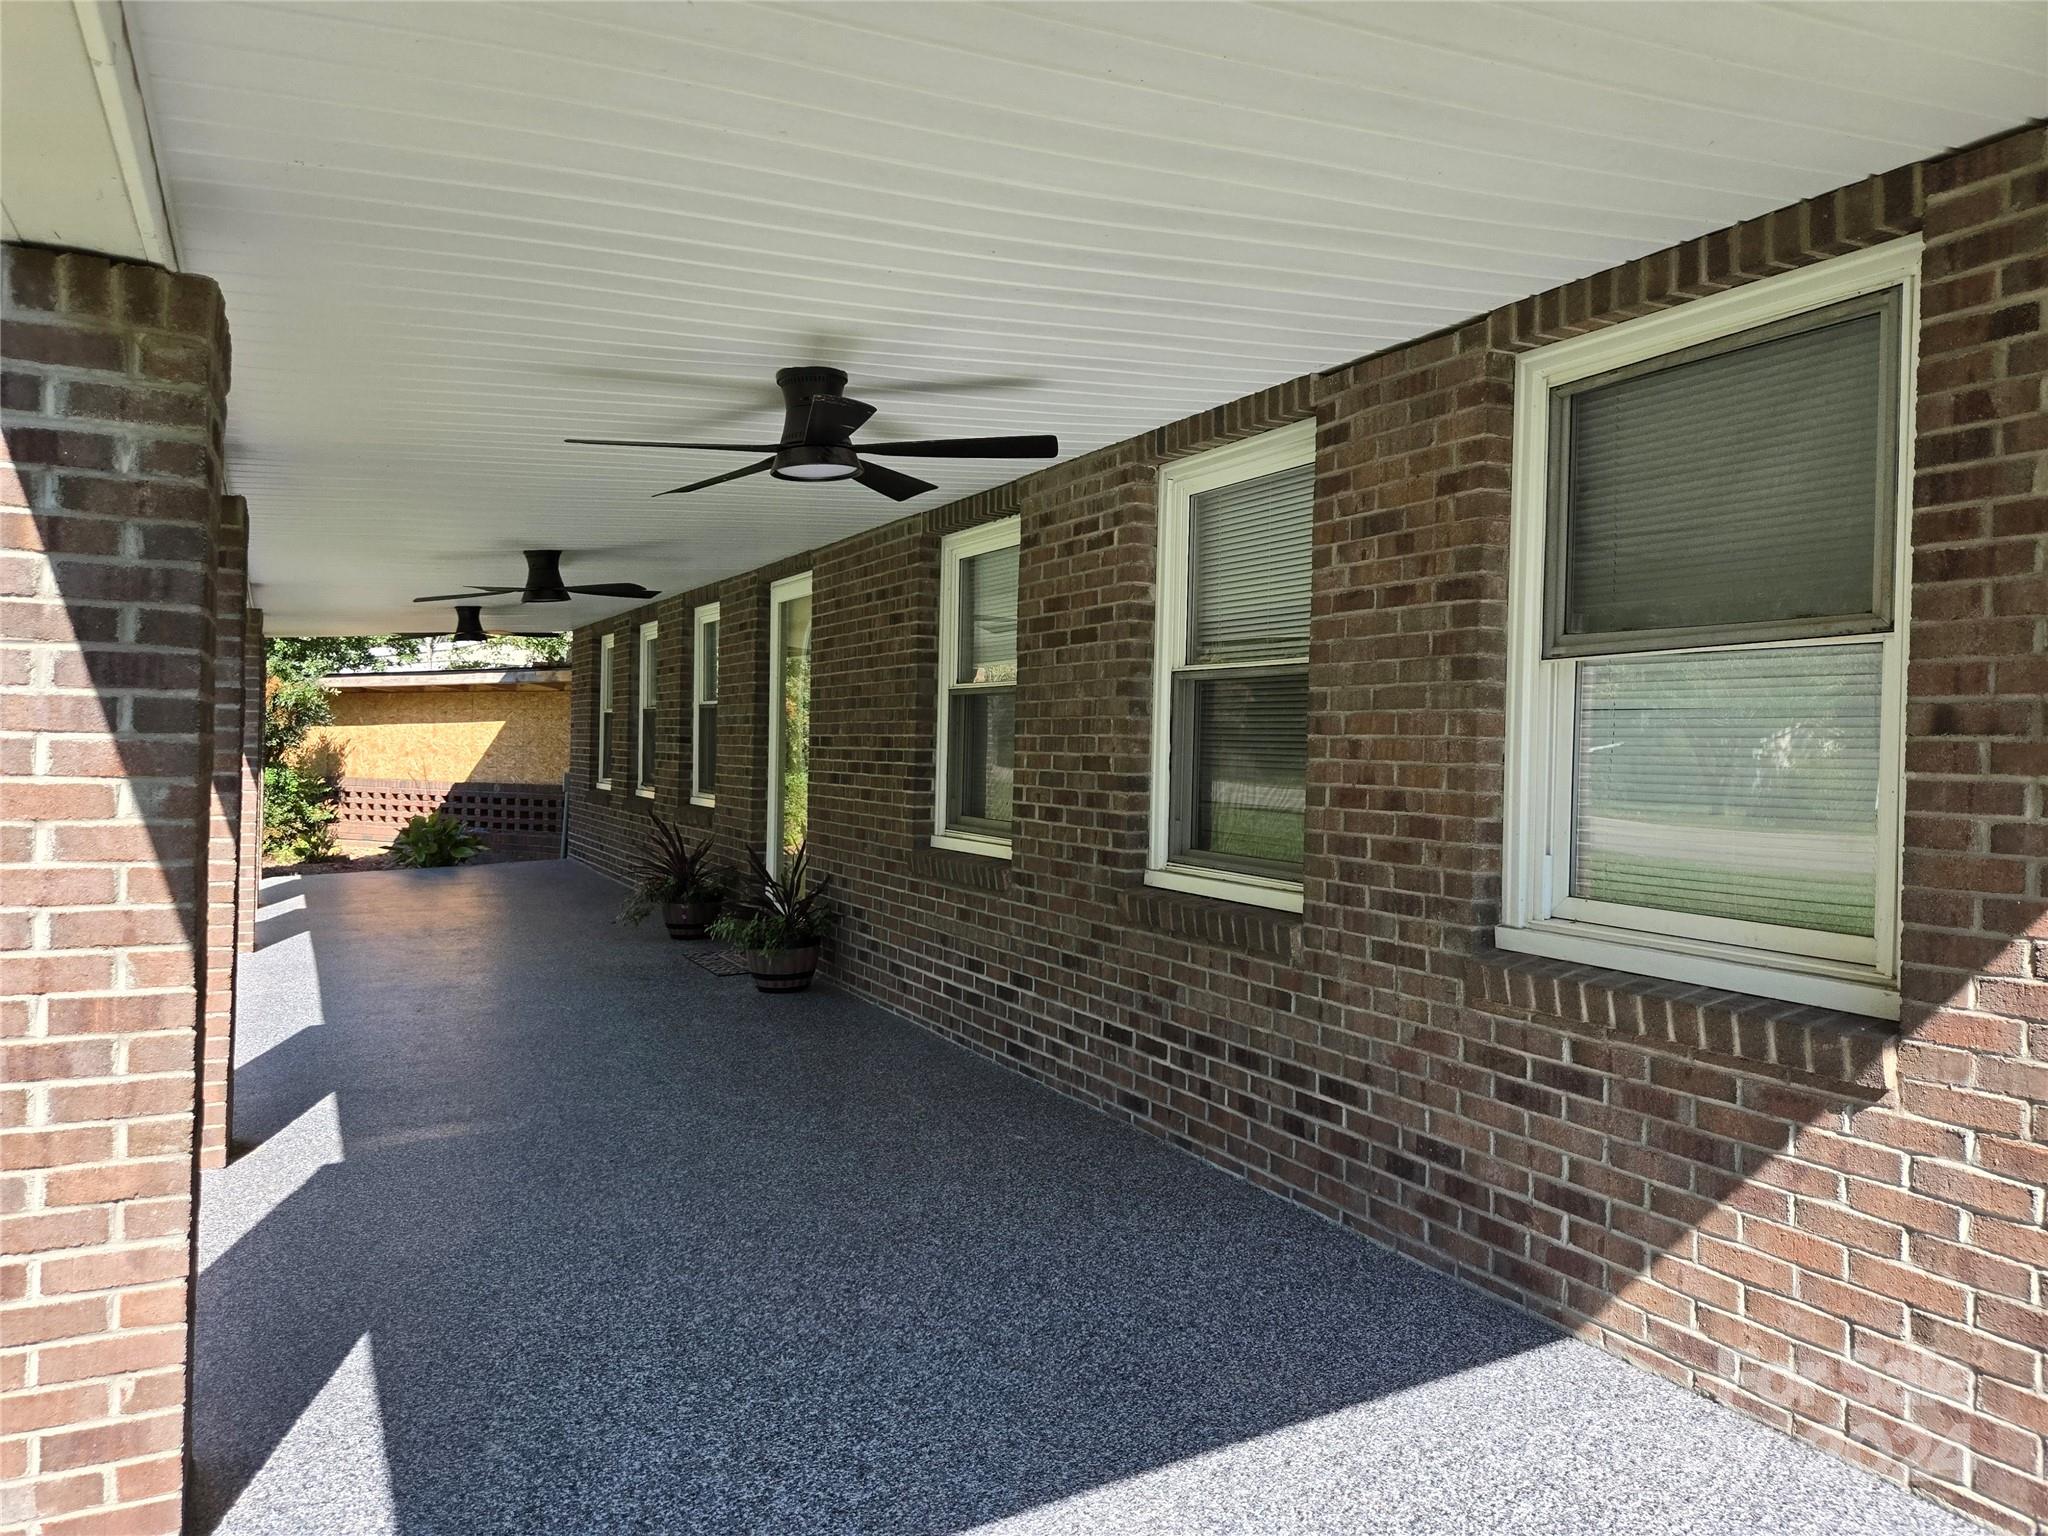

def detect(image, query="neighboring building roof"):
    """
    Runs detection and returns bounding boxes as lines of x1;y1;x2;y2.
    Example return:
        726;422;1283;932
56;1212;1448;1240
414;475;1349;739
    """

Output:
321;668;571;691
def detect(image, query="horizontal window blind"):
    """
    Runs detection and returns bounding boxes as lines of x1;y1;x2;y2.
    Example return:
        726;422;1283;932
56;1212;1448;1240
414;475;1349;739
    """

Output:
1562;310;1887;643
1191;462;1313;663
1186;671;1307;872
960;545;1018;684
1570;644;1881;936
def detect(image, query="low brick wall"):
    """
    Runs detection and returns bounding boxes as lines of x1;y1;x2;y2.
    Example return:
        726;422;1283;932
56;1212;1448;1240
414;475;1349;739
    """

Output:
333;778;563;855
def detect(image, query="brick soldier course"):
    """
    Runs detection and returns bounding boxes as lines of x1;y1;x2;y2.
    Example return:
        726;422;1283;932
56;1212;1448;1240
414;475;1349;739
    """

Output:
567;127;2048;1534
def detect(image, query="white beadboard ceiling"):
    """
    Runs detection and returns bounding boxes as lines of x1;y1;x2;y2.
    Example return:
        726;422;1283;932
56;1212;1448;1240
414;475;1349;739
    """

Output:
128;1;2046;635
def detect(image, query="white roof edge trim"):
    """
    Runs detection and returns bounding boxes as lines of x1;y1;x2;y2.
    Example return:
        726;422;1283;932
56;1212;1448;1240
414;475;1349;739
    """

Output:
72;0;178;269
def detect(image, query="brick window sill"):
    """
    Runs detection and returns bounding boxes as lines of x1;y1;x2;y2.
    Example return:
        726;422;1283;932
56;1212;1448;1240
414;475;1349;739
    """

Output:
1121;886;1301;962
906;844;1011;893
1468;946;1896;1093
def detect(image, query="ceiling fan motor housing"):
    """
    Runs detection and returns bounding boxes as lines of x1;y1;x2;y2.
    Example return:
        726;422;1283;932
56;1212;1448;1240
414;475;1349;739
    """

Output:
522;548;572;602
772;367;863;481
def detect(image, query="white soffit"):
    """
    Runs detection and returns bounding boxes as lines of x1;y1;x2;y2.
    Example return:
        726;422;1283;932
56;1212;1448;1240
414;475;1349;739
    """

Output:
1;1;176;264
126;1;2047;635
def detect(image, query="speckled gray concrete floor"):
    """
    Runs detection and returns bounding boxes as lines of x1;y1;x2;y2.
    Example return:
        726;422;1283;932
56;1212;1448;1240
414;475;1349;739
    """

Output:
193;860;1974;1536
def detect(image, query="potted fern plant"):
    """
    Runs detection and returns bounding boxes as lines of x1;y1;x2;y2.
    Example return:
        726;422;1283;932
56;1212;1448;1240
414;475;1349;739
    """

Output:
618;816;725;940
710;841;831;992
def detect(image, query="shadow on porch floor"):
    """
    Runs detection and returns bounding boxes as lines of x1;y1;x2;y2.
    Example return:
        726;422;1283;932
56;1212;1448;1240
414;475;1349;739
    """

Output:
194;859;1970;1536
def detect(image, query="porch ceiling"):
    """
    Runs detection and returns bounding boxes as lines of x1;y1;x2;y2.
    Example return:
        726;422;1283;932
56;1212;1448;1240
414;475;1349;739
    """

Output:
129;2;2046;636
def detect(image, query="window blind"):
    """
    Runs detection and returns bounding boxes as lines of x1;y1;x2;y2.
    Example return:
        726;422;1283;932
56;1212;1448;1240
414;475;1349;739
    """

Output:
1562;310;1888;643
1570;644;1881;936
1191;463;1313;663
960;545;1018;684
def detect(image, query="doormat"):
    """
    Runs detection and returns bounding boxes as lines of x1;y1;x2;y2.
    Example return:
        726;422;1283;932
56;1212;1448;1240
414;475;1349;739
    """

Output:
686;948;751;977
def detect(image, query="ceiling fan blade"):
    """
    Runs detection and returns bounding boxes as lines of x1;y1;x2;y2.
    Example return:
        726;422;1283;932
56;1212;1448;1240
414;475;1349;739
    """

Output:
854;460;938;501
858;374;1038;398
655;457;776;498
566;437;787;452
857;435;1059;459
567;584;661;599
804;394;876;439
412;587;520;602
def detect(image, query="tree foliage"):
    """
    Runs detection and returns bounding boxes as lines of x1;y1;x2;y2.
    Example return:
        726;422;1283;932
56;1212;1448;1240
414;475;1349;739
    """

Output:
260;634;419;861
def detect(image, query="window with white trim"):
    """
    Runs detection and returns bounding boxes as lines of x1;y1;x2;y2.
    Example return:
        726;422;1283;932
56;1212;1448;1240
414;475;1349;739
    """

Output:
691;603;719;806
1148;420;1315;912
934;518;1019;855
635;620;659;796
1500;241;1919;1021
595;632;616;790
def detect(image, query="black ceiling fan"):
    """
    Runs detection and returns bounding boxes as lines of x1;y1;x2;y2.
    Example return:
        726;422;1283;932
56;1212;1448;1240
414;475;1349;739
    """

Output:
566;366;1058;502
444;606;572;645
412;549;659;606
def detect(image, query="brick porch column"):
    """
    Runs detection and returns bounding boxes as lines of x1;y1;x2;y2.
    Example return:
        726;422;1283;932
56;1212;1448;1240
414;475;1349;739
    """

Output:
1;244;231;1536
237;609;263;957
198;498;249;1170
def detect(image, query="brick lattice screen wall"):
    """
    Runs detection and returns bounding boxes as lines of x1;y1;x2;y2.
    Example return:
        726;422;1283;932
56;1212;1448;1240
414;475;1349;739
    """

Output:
2;246;234;1534
564;127;2046;1533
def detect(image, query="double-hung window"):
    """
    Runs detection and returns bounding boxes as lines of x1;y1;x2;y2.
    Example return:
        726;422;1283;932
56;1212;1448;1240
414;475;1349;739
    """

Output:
1148;420;1315;911
691;603;719;806
1500;241;1918;1020
933;518;1019;855
635;620;659;796
595;632;616;790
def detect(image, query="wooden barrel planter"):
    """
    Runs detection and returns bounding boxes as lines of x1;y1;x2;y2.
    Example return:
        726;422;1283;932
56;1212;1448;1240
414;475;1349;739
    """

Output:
662;897;722;941
746;944;820;993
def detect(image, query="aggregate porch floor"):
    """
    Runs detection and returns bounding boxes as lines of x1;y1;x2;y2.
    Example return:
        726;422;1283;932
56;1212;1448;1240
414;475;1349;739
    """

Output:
194;859;1973;1536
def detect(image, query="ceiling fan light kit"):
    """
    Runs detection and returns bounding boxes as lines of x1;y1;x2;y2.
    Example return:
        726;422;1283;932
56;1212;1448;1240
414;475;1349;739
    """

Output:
568;364;1059;503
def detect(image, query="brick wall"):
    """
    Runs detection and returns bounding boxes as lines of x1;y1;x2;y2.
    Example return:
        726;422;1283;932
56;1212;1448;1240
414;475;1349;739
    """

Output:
2;245;233;1534
198;496;248;1172
235;610;262;957
563;129;2044;1531
566;558;810;885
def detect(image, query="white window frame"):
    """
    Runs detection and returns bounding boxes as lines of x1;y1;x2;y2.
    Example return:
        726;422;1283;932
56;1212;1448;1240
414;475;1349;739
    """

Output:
595;631;616;791
933;517;1021;859
1146;419;1316;914
634;620;659;797
1499;238;1921;1021
764;571;812;873
691;603;719;807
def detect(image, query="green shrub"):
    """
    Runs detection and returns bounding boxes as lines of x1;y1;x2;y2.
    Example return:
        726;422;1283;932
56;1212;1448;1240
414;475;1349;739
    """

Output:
262;759;340;862
389;813;486;869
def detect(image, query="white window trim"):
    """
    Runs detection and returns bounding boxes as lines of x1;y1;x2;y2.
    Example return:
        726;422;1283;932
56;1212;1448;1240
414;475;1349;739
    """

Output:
933;517;1020;859
595;631;616;791
764;571;812;872
1146;419;1316;914
691;602;719;807
1499;237;1922;1021
634;621;660;797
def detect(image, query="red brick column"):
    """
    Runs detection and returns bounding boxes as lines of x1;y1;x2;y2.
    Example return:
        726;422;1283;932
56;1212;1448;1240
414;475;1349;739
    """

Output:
198;498;249;1169
237;609;263;956
1;244;231;1535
